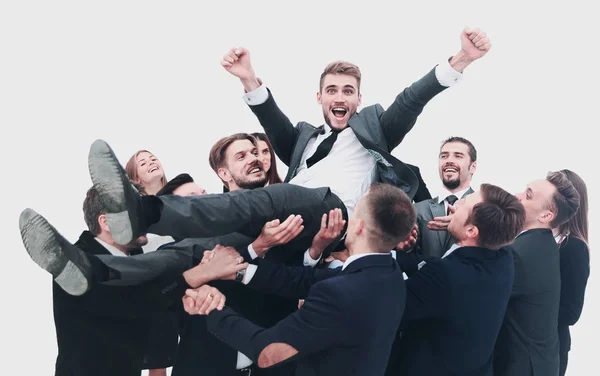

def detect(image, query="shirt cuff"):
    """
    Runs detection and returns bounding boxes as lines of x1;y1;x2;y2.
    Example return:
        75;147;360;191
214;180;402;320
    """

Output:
242;264;258;284
247;244;259;260
243;83;269;106
236;352;253;369
303;249;322;267
435;57;463;87
328;259;344;269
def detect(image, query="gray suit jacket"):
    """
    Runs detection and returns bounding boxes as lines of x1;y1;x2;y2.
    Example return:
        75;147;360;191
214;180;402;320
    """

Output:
248;68;447;200
414;187;474;258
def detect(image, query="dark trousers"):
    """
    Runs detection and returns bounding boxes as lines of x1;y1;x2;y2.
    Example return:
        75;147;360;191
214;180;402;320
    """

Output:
150;184;345;251
559;351;568;376
95;234;253;286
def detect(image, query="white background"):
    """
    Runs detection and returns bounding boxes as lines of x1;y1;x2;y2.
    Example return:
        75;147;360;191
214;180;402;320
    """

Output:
0;1;597;374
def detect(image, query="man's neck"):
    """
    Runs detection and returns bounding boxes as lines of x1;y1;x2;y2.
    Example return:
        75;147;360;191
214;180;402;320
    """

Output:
445;183;471;195
522;222;552;232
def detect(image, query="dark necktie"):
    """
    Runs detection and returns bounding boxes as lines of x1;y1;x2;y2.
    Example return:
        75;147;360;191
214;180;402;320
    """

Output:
306;130;339;169
446;195;458;215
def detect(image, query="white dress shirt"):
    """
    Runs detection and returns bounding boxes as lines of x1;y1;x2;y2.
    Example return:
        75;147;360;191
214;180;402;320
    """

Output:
243;58;463;218
94;237;128;257
437;186;472;214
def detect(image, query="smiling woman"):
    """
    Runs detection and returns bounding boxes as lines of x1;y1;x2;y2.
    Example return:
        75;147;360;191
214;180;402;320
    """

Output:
125;150;168;196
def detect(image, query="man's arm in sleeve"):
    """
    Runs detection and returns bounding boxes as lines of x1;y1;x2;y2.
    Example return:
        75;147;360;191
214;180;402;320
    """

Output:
380;59;461;150
207;281;345;368
399;259;450;330
242;258;338;300
244;84;298;166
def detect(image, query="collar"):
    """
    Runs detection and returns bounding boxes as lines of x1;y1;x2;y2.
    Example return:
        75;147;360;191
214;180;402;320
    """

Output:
441;243;461;259
438;186;471;203
342;253;390;270
95;237;128;257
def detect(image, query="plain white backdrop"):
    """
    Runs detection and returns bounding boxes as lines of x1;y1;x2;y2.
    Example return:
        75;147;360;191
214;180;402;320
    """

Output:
1;1;596;374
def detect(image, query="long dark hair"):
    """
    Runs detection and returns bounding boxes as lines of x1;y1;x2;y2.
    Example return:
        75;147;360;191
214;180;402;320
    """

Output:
557;169;589;244
251;132;283;185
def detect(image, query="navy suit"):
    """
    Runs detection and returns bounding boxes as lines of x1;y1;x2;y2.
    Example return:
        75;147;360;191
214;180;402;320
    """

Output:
387;246;515;376
207;254;406;376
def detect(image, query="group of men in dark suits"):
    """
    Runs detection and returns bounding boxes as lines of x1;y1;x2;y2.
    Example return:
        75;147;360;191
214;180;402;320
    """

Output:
18;24;584;376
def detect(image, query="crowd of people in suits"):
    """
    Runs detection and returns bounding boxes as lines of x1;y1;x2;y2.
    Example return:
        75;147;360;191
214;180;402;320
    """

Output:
18;26;590;376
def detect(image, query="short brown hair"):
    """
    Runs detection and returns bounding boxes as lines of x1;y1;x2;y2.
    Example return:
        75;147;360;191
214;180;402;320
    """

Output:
363;183;416;252
441;136;478;163
83;186;105;236
467;184;526;250
545;171;581;229
319;61;362;92
208;133;258;187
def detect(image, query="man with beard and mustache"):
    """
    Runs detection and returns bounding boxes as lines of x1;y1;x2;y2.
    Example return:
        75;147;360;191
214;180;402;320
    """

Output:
411;136;478;258
220;28;491;221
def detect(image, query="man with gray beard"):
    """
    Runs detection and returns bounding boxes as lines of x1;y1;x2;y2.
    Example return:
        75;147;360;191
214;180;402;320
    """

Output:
411;136;478;258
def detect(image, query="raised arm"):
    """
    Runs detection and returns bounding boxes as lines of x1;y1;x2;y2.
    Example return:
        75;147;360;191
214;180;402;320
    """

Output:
221;47;298;165
381;28;492;150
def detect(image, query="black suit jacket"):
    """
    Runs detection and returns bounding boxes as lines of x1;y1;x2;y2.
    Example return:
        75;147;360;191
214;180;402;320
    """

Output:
249;68;447;200
558;235;590;355
413;187;475;257
494;229;561;376
53;231;152;376
388;246;514;376
207;254;406;376
405;163;432;202
172;234;300;376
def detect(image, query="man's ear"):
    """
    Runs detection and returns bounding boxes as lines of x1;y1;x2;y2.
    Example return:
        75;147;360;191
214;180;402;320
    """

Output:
98;214;110;233
217;168;231;184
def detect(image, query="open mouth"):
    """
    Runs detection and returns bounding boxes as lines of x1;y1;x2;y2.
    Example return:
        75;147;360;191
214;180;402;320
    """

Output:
149;166;159;173
443;166;459;173
247;167;262;175
331;107;347;118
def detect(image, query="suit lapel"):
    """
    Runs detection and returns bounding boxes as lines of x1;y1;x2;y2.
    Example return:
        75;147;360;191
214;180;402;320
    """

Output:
285;126;323;181
428;198;447;255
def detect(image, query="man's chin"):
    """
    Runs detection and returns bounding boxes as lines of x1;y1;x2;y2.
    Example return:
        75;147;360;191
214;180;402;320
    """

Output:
238;178;268;190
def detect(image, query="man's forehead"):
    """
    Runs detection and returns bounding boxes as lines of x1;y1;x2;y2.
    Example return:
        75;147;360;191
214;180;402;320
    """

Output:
440;142;469;154
227;140;255;155
322;73;358;88
528;179;554;196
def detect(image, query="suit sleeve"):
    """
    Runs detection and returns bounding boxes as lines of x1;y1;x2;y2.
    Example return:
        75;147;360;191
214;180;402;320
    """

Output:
558;239;590;326
409;165;432;202
246;258;339;300
248;89;299;166
399;258;450;330
379;68;447;150
207;281;346;367
53;272;189;319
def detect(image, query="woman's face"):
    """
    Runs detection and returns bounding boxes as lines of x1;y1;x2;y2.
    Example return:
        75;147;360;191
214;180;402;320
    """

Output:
257;140;272;173
135;151;164;184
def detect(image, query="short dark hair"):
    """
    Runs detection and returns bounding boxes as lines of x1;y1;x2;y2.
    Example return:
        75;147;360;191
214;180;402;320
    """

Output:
208;133;258;188
157;173;195;196
83;186;105;236
363;183;416;252
319;61;362;92
441;136;477;163
467;184;525;250
545;171;580;229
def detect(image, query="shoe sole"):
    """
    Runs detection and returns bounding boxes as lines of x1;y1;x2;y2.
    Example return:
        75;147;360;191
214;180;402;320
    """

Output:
19;208;89;296
88;139;134;245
